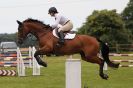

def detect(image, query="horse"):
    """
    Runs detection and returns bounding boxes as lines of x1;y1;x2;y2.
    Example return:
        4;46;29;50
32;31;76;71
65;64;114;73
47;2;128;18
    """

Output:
16;18;119;80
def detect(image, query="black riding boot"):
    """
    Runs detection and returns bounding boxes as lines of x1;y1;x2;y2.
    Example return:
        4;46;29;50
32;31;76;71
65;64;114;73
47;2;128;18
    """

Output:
58;31;65;45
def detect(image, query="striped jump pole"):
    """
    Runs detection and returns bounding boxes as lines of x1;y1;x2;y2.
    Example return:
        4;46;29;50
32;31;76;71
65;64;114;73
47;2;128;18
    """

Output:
112;60;133;67
106;53;133;68
0;47;40;76
0;70;16;76
119;65;133;67
109;53;133;56
112;60;133;63
105;60;133;69
20;47;32;68
66;58;81;88
0;52;17;67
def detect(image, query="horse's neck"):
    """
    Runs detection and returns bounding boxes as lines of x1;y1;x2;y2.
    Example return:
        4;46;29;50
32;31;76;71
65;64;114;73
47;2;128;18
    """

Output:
27;23;53;42
31;28;52;41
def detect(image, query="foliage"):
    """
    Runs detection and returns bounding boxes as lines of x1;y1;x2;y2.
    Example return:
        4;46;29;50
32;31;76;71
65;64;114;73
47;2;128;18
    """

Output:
0;33;37;47
19;34;38;47
78;9;132;45
121;0;133;35
0;33;17;42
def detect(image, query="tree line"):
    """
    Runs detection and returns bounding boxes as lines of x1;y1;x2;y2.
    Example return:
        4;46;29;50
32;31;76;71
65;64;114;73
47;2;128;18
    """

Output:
0;33;37;47
78;0;133;47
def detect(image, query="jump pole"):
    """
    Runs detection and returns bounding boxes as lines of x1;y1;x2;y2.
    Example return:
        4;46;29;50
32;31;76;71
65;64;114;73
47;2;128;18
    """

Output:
66;58;81;88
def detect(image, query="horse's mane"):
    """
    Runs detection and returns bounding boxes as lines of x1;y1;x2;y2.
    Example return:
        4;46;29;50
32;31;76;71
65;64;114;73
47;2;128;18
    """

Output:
23;18;52;31
24;18;47;26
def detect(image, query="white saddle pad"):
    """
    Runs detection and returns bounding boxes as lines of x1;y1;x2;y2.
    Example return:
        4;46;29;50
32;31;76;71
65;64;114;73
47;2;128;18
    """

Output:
52;29;76;39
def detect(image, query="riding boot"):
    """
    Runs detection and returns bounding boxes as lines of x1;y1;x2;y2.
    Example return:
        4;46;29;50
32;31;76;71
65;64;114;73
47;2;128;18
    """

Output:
58;31;65;45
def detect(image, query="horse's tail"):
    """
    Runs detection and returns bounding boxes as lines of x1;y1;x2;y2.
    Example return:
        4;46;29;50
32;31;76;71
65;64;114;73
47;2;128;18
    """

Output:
97;38;119;68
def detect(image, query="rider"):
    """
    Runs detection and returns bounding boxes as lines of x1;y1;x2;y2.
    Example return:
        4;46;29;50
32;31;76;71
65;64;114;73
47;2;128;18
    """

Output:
48;7;73;45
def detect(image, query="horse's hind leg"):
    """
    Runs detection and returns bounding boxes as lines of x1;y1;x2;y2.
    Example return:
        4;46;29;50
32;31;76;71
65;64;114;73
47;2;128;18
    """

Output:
34;50;47;67
80;52;108;79
99;58;109;79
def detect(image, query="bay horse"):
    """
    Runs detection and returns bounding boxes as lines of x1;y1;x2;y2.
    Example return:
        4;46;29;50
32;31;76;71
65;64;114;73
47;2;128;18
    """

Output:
16;18;119;80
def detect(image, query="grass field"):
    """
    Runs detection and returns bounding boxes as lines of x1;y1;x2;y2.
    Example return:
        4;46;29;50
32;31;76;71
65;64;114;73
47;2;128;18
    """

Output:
0;55;133;88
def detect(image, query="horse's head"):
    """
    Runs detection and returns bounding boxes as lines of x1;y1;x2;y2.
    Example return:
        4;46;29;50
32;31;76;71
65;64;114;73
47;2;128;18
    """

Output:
17;18;52;44
17;20;30;44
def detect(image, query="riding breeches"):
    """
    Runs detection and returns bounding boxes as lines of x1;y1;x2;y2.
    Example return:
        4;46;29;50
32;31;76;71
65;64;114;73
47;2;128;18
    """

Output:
58;21;73;32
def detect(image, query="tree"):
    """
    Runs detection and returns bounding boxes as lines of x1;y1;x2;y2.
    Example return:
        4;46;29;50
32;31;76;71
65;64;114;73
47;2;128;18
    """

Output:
0;33;37;47
0;33;17;43
78;9;132;45
121;0;133;34
19;34;38;47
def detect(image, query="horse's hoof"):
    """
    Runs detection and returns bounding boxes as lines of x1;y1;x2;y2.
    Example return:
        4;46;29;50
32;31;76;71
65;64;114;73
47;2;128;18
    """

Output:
40;62;47;67
100;74;109;80
116;63;120;68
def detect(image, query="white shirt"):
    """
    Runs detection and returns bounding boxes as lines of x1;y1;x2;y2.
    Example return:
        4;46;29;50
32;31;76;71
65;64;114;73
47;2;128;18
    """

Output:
51;13;69;29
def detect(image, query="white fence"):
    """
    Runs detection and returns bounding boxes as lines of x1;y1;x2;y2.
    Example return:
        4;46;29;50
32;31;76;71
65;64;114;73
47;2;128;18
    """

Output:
17;47;40;76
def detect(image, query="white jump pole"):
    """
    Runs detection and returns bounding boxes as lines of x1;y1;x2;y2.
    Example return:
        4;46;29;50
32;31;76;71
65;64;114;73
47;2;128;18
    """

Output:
66;59;81;88
17;47;25;76
32;47;40;76
28;46;32;68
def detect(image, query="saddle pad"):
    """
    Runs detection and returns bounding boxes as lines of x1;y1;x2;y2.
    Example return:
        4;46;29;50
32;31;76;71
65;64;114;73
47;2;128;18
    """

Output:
52;29;76;39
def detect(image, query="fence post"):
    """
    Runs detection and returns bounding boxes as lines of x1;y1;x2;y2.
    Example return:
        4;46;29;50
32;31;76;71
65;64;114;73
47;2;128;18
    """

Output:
116;44;119;53
66;59;81;88
32;47;40;76
17;47;25;76
29;46;32;68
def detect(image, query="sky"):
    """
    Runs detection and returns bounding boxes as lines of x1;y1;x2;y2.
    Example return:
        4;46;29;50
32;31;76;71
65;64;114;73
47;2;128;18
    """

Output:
0;0;129;33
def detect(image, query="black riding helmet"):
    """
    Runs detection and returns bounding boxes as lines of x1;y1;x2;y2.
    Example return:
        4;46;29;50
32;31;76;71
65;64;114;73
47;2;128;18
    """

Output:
48;7;58;14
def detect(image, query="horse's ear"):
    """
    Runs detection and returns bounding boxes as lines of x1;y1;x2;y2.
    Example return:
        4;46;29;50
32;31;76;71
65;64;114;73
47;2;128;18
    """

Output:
16;20;22;25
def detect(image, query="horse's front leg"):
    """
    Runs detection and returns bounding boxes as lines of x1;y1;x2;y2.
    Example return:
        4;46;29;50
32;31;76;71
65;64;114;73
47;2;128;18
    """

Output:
34;50;47;67
34;46;52;67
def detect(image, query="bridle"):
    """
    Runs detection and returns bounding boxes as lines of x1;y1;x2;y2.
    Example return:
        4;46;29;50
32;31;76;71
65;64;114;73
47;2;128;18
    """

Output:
17;21;53;44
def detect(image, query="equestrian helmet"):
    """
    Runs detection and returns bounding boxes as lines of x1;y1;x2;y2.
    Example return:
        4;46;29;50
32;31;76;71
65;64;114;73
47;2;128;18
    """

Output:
48;7;58;14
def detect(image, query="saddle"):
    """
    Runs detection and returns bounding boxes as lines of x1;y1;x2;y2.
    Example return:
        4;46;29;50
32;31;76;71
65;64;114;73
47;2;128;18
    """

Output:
52;29;76;39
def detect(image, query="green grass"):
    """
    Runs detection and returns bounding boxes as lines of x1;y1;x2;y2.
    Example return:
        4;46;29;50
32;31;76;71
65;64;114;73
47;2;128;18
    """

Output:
0;55;133;88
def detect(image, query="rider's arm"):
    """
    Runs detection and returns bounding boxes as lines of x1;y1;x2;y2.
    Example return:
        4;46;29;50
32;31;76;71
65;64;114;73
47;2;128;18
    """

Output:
51;14;61;29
